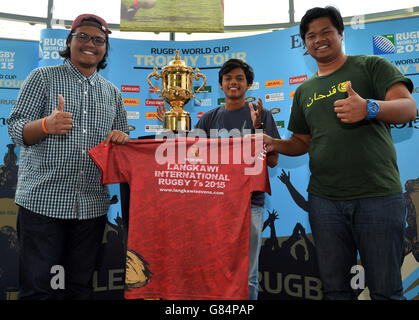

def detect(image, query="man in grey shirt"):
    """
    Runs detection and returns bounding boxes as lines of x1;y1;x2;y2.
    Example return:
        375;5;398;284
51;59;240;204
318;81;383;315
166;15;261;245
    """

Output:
195;59;280;300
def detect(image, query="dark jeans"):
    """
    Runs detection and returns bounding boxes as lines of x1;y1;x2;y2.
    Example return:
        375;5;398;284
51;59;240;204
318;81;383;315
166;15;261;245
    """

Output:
16;206;107;300
308;193;406;300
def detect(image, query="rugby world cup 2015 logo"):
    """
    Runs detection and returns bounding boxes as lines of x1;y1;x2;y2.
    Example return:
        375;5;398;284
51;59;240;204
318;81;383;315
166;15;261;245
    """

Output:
372;34;395;55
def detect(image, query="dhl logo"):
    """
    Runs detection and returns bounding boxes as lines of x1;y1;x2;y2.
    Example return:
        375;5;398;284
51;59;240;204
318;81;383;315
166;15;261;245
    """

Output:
123;98;140;106
265;79;284;88
145;112;158;119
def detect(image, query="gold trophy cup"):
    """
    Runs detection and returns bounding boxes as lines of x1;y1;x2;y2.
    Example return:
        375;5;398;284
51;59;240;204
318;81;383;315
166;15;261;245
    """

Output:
147;50;207;132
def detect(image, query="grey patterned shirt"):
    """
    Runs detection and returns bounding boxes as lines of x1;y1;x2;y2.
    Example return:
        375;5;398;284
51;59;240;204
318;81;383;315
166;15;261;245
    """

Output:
7;59;128;220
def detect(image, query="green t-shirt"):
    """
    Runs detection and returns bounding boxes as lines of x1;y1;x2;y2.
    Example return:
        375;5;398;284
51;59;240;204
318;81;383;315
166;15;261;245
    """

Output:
289;55;413;200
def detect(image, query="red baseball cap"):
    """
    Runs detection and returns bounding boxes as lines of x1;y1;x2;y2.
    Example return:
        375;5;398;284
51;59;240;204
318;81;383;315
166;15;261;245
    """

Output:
70;14;112;37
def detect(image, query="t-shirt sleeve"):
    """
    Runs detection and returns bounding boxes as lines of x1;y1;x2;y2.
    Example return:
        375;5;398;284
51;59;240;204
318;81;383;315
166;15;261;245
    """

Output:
287;88;311;134
193;108;221;137
193;112;211;136
243;139;271;195
89;141;130;185
251;158;271;195
262;108;280;139
369;55;414;99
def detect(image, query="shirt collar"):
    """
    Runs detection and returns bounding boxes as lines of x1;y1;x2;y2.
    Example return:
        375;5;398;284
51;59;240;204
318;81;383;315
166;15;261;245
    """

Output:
64;59;99;85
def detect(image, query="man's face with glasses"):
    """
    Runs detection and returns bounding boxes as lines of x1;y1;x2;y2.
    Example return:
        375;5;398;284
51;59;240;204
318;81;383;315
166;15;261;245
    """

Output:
69;25;107;76
72;32;107;46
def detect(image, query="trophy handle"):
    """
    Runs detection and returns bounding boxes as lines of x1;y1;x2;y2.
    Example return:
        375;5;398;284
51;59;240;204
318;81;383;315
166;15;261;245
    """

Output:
147;67;162;95
192;68;207;97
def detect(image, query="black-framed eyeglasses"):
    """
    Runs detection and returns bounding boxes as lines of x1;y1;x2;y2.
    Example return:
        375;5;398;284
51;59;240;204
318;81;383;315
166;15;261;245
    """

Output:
71;32;107;46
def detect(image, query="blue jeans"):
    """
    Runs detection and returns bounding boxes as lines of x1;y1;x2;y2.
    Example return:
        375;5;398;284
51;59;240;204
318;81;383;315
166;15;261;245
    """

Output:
248;205;263;300
308;193;406;300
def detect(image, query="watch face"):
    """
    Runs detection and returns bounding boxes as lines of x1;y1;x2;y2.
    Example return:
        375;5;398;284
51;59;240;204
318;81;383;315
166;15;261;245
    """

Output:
370;104;378;113
366;100;379;119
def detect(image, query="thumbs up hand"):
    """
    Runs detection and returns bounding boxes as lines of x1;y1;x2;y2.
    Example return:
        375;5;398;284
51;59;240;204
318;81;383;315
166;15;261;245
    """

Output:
56;93;65;112
45;94;73;134
333;81;368;123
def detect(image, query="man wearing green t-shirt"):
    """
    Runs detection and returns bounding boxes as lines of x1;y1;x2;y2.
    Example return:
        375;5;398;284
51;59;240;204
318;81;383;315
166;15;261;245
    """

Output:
261;6;417;300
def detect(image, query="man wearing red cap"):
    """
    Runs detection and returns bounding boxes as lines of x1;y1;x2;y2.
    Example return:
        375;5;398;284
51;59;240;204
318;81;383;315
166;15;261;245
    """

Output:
8;14;129;300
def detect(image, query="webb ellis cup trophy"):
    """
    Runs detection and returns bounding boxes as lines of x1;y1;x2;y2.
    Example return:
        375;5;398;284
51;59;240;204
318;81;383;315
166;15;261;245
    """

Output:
147;50;207;132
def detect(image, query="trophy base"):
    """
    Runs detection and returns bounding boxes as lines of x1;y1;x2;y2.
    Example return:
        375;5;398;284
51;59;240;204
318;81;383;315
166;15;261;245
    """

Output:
164;111;191;132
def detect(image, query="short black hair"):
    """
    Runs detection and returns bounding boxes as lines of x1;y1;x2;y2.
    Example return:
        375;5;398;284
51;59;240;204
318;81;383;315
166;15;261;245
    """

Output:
59;17;109;71
300;6;344;43
218;59;254;86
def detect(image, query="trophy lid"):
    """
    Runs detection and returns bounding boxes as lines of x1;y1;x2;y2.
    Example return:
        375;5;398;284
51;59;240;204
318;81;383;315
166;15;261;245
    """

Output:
164;50;192;71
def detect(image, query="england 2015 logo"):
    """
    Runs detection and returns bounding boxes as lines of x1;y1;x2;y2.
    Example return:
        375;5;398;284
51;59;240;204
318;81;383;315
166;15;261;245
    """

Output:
372;34;395;55
373;31;419;55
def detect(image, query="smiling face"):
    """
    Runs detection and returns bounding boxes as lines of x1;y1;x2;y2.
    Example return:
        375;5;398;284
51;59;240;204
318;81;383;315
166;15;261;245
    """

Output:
69;25;107;76
220;67;250;101
304;16;343;64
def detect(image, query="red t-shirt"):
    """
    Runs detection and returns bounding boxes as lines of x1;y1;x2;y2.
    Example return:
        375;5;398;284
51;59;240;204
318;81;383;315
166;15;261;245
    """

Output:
89;137;270;300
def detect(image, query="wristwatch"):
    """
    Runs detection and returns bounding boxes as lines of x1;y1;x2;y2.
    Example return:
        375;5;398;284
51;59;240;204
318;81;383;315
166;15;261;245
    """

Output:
365;99;380;120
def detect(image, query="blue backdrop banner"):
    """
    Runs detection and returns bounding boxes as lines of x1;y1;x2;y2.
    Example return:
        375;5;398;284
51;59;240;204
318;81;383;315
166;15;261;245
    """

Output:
0;15;417;300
